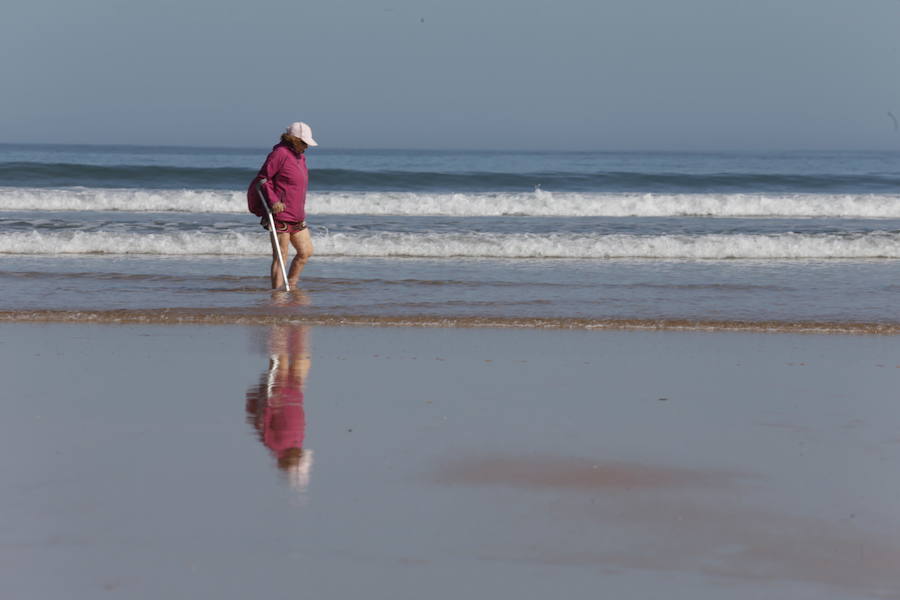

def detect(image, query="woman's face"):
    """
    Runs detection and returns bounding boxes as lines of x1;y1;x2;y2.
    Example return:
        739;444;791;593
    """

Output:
297;140;308;154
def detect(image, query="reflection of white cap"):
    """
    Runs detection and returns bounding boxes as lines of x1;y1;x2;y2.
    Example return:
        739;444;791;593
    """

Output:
286;449;314;493
286;122;318;146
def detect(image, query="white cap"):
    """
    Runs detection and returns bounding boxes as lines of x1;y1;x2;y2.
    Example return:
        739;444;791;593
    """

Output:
286;122;318;146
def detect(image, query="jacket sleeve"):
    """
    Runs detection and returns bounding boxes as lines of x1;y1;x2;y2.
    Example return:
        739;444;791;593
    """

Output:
258;149;286;207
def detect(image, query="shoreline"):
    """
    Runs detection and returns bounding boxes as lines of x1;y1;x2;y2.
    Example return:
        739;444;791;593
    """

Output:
2;308;899;335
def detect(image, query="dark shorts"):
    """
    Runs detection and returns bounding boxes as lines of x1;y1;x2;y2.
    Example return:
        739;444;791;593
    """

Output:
261;217;308;234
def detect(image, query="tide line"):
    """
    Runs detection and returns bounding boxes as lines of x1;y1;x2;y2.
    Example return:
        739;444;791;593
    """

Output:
1;309;898;335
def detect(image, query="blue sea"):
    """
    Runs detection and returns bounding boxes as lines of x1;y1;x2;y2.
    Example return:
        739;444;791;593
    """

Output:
1;143;899;332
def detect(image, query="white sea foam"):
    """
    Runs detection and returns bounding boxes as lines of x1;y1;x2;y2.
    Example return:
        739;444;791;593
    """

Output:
2;230;898;259
313;190;900;219
0;187;246;213
2;187;900;218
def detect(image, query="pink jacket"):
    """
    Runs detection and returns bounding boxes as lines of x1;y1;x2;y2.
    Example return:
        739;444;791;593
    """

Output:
247;143;309;222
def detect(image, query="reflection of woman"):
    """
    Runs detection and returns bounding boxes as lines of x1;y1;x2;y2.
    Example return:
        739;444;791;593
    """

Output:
247;122;317;289
245;324;312;491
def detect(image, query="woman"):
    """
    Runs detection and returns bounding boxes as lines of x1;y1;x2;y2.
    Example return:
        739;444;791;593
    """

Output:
248;122;317;289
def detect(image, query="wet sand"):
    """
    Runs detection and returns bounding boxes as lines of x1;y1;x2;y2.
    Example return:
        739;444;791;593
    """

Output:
4;308;900;335
2;323;899;599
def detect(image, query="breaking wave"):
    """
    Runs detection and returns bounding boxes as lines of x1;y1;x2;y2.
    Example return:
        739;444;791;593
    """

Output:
3;187;900;218
2;230;898;259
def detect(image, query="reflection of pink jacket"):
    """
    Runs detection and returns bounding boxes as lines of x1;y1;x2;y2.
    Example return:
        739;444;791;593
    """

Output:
262;384;305;457
245;376;305;459
247;143;309;222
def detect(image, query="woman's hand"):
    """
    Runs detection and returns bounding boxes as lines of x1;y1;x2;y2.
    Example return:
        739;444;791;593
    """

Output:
271;202;285;214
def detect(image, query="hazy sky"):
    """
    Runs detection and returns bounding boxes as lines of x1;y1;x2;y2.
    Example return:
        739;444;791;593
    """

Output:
2;0;899;150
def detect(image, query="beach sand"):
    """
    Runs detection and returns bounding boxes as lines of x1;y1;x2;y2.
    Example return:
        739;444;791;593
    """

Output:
2;323;899;599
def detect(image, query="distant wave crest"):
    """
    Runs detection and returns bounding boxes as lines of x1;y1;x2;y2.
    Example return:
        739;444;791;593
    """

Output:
4;161;900;192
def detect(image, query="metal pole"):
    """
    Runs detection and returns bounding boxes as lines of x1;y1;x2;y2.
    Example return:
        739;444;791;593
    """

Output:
257;180;291;291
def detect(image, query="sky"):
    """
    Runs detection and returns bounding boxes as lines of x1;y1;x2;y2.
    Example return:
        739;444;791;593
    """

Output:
2;0;899;150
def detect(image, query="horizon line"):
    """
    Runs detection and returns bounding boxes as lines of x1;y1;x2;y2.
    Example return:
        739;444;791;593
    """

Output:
2;141;899;154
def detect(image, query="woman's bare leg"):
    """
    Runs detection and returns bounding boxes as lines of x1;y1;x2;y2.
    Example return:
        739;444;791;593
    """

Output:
287;228;314;287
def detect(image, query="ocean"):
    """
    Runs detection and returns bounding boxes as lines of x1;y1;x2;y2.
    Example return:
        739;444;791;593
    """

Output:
1;143;899;332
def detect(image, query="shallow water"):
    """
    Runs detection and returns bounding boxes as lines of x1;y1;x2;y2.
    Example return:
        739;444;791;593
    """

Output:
2;256;899;332
2;144;899;331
